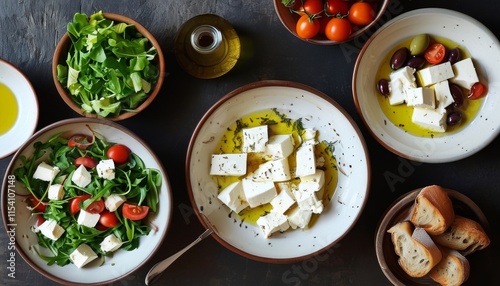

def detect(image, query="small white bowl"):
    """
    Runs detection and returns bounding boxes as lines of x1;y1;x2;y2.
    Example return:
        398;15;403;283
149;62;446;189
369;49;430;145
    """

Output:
186;80;370;263
353;8;500;163
0;59;39;159
1;118;173;285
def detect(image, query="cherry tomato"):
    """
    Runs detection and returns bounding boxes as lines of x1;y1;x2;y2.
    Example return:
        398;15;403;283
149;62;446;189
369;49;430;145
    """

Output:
325;0;349;17
468;82;486;100
99;211;119;228
107;144;131;164
68;134;93;150
296;14;321;39
324;17;352;42
74;156;97;169
95;223;108;231
70;195;105;214
27;195;46;213
122;203;150;220
35;215;46;227
302;0;324;15
424;43;446;64
348;1;375;26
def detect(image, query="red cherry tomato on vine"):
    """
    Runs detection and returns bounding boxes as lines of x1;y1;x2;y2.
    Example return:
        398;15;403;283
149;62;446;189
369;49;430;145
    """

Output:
122;203;150;220
74;156;97;169
424;43;446;64
348;1;375;26
325;17;352;42
107;144;131;164
468;82;486;100
296;14;321;39
99;211;119;228
302;0;324;15
325;0;349;17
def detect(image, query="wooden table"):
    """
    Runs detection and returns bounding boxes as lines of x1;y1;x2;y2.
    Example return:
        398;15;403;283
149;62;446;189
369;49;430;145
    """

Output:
1;0;498;285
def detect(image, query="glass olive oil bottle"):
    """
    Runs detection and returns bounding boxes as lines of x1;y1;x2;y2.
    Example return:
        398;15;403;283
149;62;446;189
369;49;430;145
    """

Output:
174;14;240;79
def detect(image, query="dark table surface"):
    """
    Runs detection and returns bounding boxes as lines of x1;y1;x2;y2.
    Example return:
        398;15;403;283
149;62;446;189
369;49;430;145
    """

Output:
1;0;499;285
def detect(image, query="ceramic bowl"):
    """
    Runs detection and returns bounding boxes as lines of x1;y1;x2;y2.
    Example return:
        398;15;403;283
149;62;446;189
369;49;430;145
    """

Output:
375;188;490;285
52;13;165;121
353;8;500;163
0;59;39;159
186;80;370;263
273;0;389;45
1;118;173;285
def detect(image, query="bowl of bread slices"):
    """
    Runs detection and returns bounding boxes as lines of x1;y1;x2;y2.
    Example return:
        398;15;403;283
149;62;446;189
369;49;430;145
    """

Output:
375;185;491;286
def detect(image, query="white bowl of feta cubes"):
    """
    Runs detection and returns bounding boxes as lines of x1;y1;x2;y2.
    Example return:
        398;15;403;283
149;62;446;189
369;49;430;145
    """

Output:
186;80;370;263
353;8;500;163
1;118;172;284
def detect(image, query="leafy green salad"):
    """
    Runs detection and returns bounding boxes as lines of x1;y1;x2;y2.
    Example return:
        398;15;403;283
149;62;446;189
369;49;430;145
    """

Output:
56;11;160;117
14;127;161;268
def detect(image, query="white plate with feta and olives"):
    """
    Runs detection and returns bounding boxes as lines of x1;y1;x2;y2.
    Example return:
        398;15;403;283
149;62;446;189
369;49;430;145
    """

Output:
186;80;370;263
353;8;500;163
1;118;173;285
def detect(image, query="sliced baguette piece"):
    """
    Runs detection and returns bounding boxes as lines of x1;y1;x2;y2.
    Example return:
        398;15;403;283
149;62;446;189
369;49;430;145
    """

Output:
429;248;470;286
432;215;491;255
387;221;442;278
410;185;455;235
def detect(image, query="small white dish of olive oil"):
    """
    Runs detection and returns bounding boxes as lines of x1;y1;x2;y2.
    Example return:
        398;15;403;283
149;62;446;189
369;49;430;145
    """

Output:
0;59;38;159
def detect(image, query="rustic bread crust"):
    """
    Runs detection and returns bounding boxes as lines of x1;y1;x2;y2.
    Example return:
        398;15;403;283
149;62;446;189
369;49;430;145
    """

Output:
429;248;470;286
410;185;455;235
388;221;442;278
432;215;491;256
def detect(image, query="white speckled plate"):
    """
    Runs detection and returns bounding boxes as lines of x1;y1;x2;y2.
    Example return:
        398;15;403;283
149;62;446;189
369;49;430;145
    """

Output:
0;59;39;159
1;118;172;285
186;80;370;263
353;8;500;163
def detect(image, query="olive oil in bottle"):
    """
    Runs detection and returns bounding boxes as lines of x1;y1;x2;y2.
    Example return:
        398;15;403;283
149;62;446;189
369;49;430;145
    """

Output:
174;14;240;79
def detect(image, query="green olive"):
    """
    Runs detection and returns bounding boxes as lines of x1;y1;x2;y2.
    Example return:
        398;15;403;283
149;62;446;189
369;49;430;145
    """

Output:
409;34;430;55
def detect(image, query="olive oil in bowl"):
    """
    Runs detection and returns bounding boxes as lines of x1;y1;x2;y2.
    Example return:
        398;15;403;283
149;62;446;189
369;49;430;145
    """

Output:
0;82;18;135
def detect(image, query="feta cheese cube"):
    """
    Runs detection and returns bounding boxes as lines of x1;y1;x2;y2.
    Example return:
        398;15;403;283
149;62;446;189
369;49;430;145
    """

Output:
387;79;407;105
217;181;249;213
38;219;65;241
270;185;295;214
96;159;115;180
77;210;100;228
242;125;268;153
100;234;123;252
48;184;65;200
411;107;447;132
265;134;295;160
390;66;417;87
433;80;455;112
417;61;454;86
72;165;92;188
299;169;325;192
293;188;324;214
70;244;98;268
450;58;479;90
209;154;247;176
104;194;126;212
295;144;316;177
269;158;291;182
406;87;435;109
241;178;277;208
302;128;317;142
33;162;60;182
287;207;313;229
256;211;290;238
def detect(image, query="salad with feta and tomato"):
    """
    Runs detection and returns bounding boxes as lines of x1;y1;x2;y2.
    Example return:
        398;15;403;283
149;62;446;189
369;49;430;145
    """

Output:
14;126;161;268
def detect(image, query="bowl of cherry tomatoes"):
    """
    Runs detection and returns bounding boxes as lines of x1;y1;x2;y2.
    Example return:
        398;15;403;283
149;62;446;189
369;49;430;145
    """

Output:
274;0;389;45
